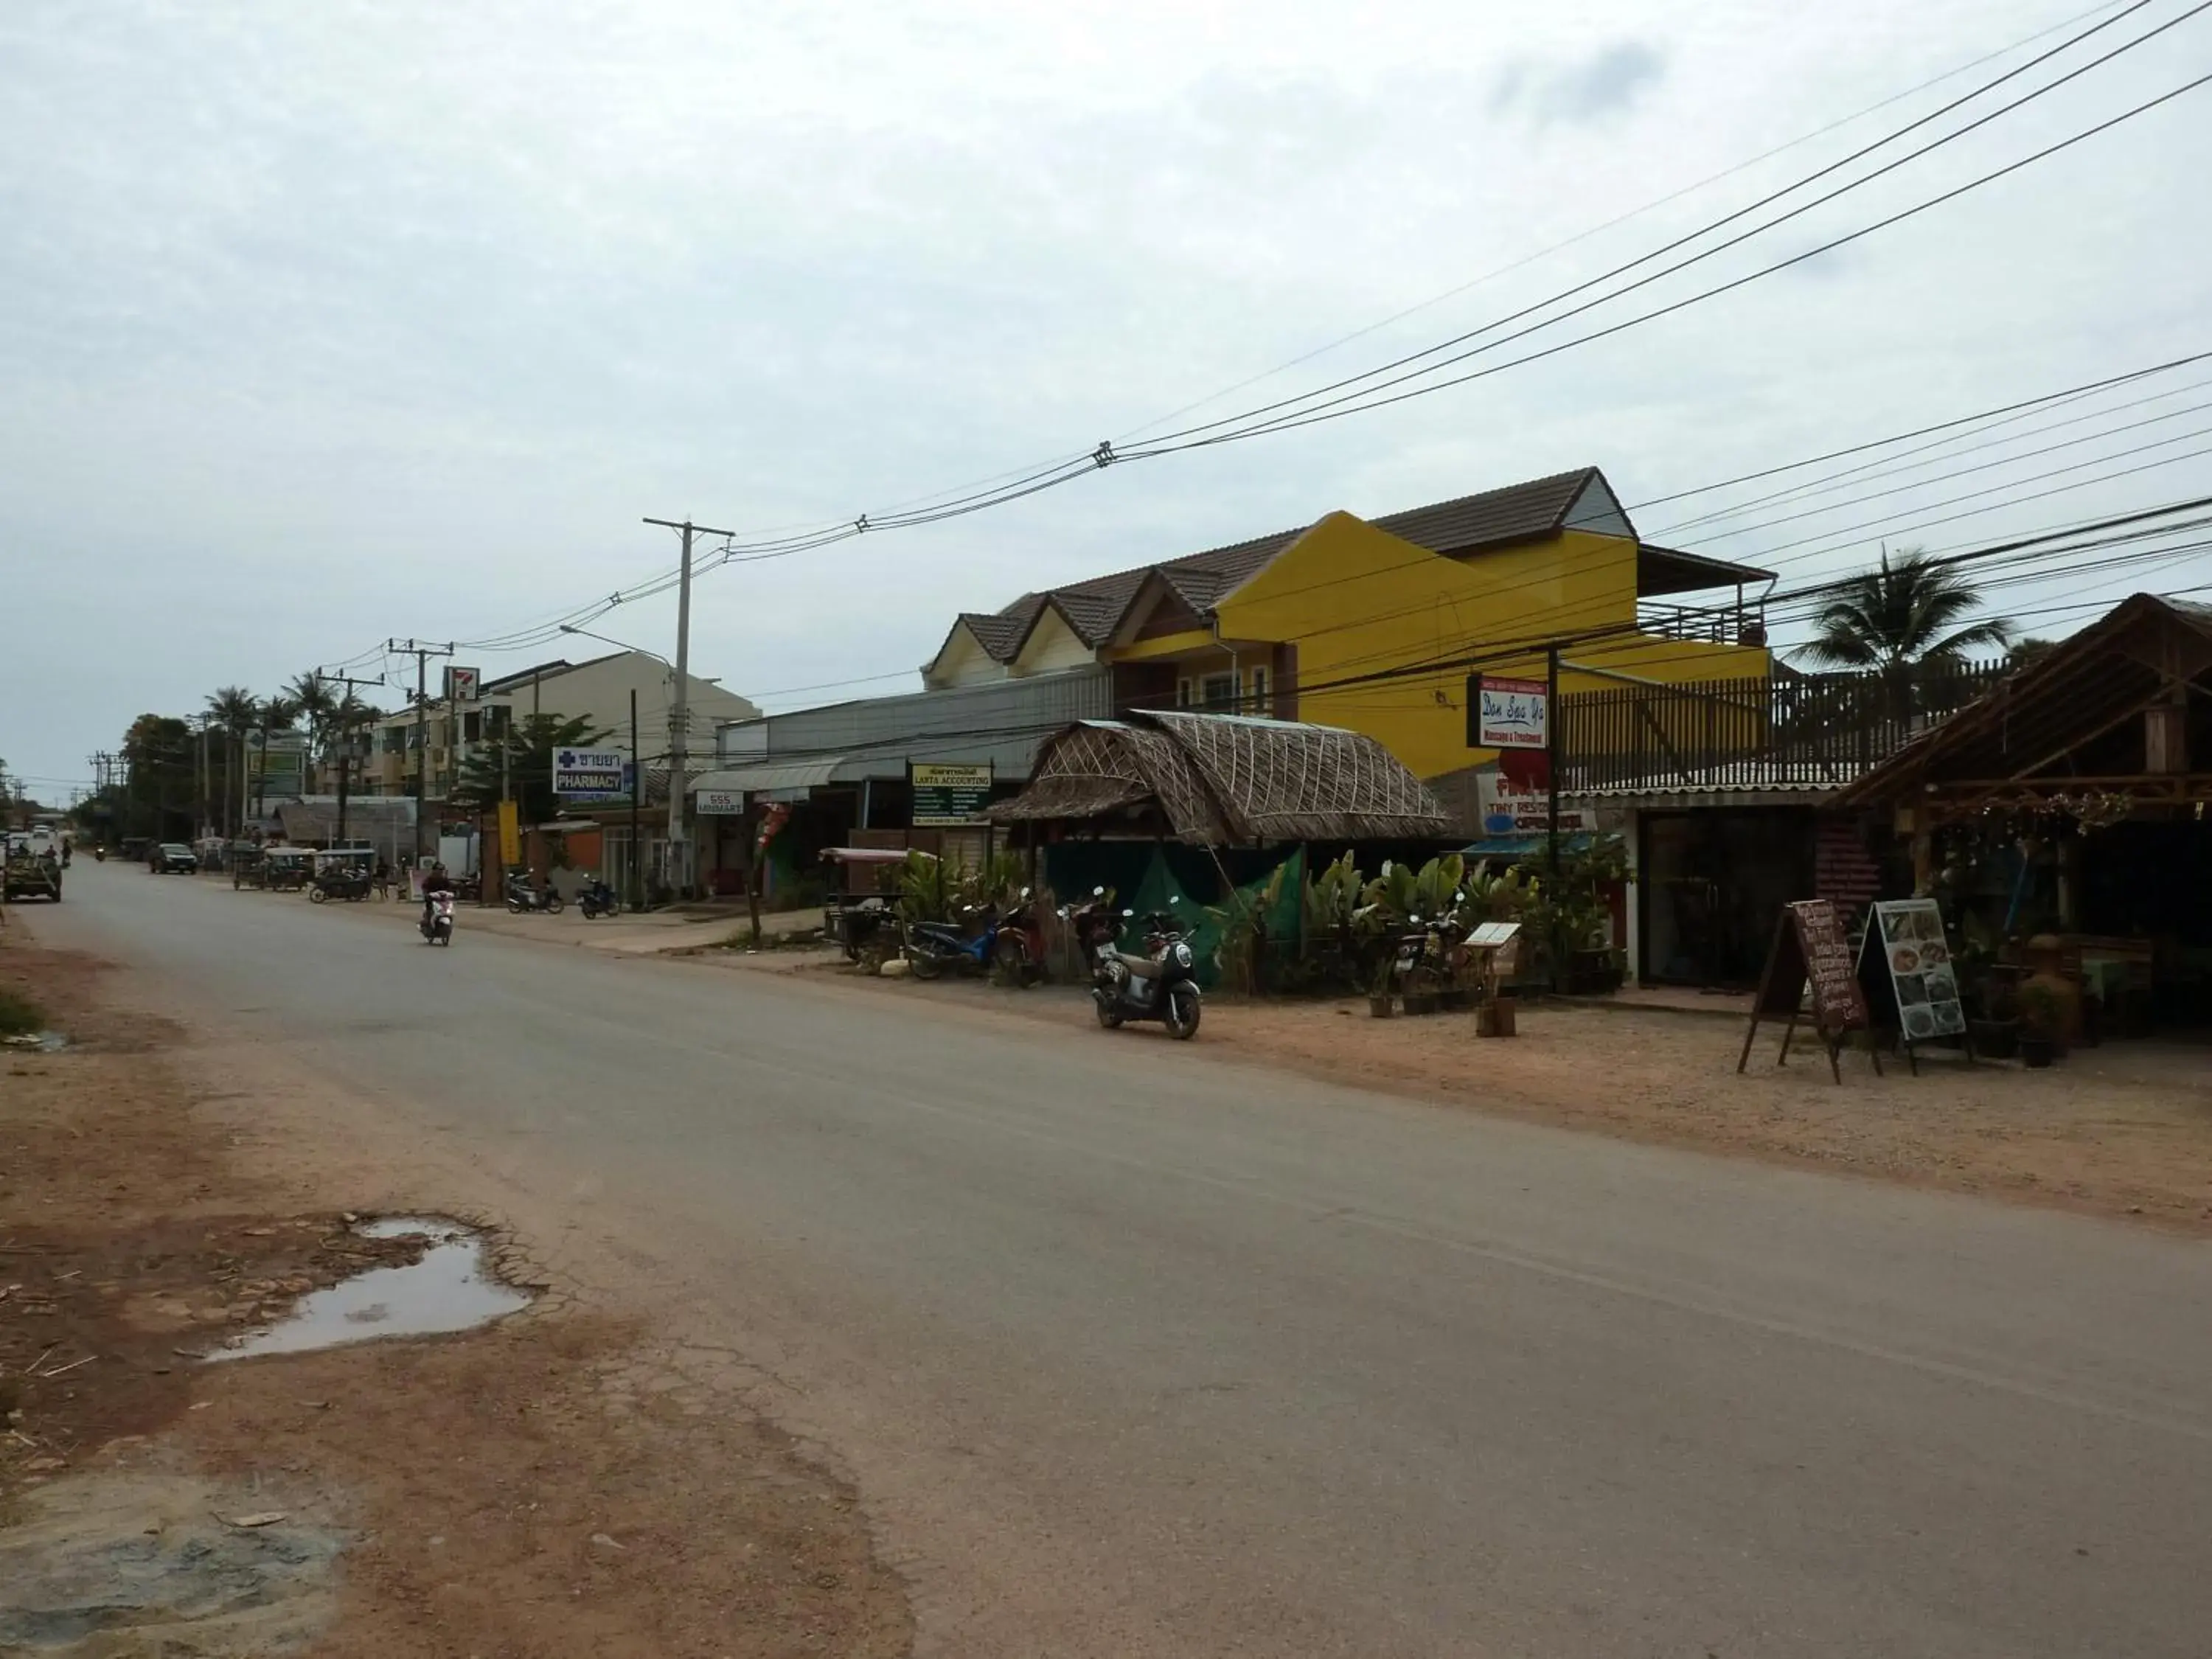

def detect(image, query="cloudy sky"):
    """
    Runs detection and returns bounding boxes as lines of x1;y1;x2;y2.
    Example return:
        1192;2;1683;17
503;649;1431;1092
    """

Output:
4;0;2209;798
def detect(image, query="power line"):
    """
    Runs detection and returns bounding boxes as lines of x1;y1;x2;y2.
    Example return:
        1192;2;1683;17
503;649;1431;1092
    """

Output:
1640;363;2212;531
348;6;2212;673
1124;0;2185;453
1121;65;2212;458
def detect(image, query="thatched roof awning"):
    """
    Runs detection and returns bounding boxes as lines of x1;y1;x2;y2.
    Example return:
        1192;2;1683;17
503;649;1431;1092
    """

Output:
989;712;1453;844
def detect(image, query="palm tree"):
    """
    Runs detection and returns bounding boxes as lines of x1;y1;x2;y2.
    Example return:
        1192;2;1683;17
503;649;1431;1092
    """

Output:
1798;546;2016;672
251;695;302;820
204;686;258;836
1797;547;2014;726
288;672;337;745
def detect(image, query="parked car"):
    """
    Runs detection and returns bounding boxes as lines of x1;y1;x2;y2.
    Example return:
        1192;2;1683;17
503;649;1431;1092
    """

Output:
150;843;198;874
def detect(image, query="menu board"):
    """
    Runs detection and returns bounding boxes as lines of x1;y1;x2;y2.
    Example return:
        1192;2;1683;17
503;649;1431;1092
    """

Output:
1739;899;1874;1082
1858;899;1967;1058
1791;900;1868;1031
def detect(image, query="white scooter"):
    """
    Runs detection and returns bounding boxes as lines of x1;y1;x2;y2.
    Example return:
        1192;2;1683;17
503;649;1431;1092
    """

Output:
420;890;456;947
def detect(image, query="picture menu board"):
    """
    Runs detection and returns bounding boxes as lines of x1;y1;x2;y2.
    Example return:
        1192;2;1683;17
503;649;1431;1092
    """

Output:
1857;899;1969;1070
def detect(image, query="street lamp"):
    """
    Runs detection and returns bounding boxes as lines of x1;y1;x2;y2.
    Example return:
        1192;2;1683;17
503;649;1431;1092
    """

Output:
557;624;667;908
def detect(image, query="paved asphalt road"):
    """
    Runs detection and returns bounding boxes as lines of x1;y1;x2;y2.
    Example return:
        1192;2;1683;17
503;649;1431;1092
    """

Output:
36;863;2212;1657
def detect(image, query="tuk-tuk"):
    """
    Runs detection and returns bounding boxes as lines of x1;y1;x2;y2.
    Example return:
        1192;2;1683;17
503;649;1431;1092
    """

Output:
819;846;922;973
308;847;375;903
262;847;313;891
2;840;62;903
230;841;268;889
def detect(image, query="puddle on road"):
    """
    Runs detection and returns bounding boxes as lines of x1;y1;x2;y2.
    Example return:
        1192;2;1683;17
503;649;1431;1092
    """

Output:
1;1030;69;1051
211;1217;532;1362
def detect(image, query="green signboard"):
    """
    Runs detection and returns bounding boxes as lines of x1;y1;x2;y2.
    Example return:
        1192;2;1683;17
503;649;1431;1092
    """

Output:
909;762;992;827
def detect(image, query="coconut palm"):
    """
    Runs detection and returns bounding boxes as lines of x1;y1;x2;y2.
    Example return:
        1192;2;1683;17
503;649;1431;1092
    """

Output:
251;694;302;819
204;686;258;836
288;672;337;744
1798;546;2015;675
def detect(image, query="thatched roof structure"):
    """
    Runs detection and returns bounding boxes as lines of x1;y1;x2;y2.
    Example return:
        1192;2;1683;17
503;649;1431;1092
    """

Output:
988;711;1453;844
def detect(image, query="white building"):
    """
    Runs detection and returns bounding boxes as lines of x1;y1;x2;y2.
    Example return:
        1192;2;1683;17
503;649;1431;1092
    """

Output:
364;650;759;803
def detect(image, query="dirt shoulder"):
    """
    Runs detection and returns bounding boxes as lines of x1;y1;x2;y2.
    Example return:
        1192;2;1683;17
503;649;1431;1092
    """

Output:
0;916;911;1657
804;961;2212;1236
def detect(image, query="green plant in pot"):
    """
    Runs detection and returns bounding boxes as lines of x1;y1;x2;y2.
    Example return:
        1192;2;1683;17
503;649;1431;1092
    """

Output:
1366;935;1399;1017
2016;979;2063;1069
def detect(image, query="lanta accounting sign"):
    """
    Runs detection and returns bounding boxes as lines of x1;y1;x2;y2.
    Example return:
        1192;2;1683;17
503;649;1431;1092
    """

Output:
552;748;627;801
909;762;992;827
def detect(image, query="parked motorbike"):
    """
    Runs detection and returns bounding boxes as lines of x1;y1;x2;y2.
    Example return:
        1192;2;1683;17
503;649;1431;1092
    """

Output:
504;872;565;916
1064;891;1203;1039
577;879;620;920
905;895;1032;982
420;890;456;947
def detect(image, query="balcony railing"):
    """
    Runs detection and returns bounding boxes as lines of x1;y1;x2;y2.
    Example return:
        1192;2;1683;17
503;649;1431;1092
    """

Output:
1637;599;1768;647
1561;665;2009;793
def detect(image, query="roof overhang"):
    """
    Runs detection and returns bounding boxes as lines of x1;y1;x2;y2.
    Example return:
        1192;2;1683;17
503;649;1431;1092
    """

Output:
1637;544;1775;597
692;758;849;801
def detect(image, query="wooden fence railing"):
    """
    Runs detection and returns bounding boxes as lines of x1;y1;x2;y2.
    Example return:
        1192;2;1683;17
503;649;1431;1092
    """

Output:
1560;665;2008;791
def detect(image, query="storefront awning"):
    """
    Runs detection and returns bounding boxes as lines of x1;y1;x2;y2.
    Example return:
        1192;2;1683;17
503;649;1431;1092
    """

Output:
1463;831;1606;859
691;758;847;804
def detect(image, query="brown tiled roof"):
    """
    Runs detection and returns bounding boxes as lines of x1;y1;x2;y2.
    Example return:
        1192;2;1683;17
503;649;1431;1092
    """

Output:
1369;467;1599;554
951;467;1618;666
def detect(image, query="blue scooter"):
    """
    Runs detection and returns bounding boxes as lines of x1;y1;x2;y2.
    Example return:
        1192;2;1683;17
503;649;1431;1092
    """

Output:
904;898;1027;981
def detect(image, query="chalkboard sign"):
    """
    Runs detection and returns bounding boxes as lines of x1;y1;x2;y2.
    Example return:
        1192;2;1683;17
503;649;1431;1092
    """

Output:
1856;898;1972;1074
1738;899;1877;1083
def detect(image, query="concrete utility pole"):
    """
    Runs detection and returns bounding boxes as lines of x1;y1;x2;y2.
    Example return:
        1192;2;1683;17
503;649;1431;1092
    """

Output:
321;672;384;849
642;516;731;900
387;639;453;863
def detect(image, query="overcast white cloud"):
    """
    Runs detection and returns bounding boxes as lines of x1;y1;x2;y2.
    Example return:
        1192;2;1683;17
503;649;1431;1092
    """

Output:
3;0;2209;796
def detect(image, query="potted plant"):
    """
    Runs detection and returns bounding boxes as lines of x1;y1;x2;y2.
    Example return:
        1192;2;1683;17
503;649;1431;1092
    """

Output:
1366;953;1398;1018
1966;972;2019;1060
2017;980;2062;1069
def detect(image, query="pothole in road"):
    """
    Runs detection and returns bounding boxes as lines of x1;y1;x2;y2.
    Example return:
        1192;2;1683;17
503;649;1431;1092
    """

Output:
209;1217;532;1361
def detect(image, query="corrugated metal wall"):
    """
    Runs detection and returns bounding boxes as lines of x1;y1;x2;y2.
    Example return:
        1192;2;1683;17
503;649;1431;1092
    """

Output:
714;666;1113;780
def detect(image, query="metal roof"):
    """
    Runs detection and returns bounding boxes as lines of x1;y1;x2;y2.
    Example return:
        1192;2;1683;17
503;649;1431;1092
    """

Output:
692;758;849;800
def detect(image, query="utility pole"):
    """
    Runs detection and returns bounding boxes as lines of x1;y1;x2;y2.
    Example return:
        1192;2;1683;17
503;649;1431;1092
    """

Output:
388;639;453;865
629;686;641;909
321;672;383;850
1545;641;1563;990
642;517;731;901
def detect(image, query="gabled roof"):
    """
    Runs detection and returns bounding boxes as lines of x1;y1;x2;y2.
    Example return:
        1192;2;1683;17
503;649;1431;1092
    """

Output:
1367;467;1605;554
1832;594;2212;808
930;465;1773;677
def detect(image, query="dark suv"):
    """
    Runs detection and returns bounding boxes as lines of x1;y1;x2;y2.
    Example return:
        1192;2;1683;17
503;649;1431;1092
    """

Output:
150;843;198;874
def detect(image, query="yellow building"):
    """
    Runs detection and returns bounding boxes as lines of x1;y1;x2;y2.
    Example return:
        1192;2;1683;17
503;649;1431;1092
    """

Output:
922;467;1773;800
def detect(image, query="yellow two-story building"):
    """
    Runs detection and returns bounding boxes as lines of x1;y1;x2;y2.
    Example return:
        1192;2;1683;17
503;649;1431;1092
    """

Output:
921;466;1773;803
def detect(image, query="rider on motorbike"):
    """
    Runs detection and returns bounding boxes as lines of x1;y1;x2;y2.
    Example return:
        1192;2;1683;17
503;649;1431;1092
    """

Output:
420;861;455;930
